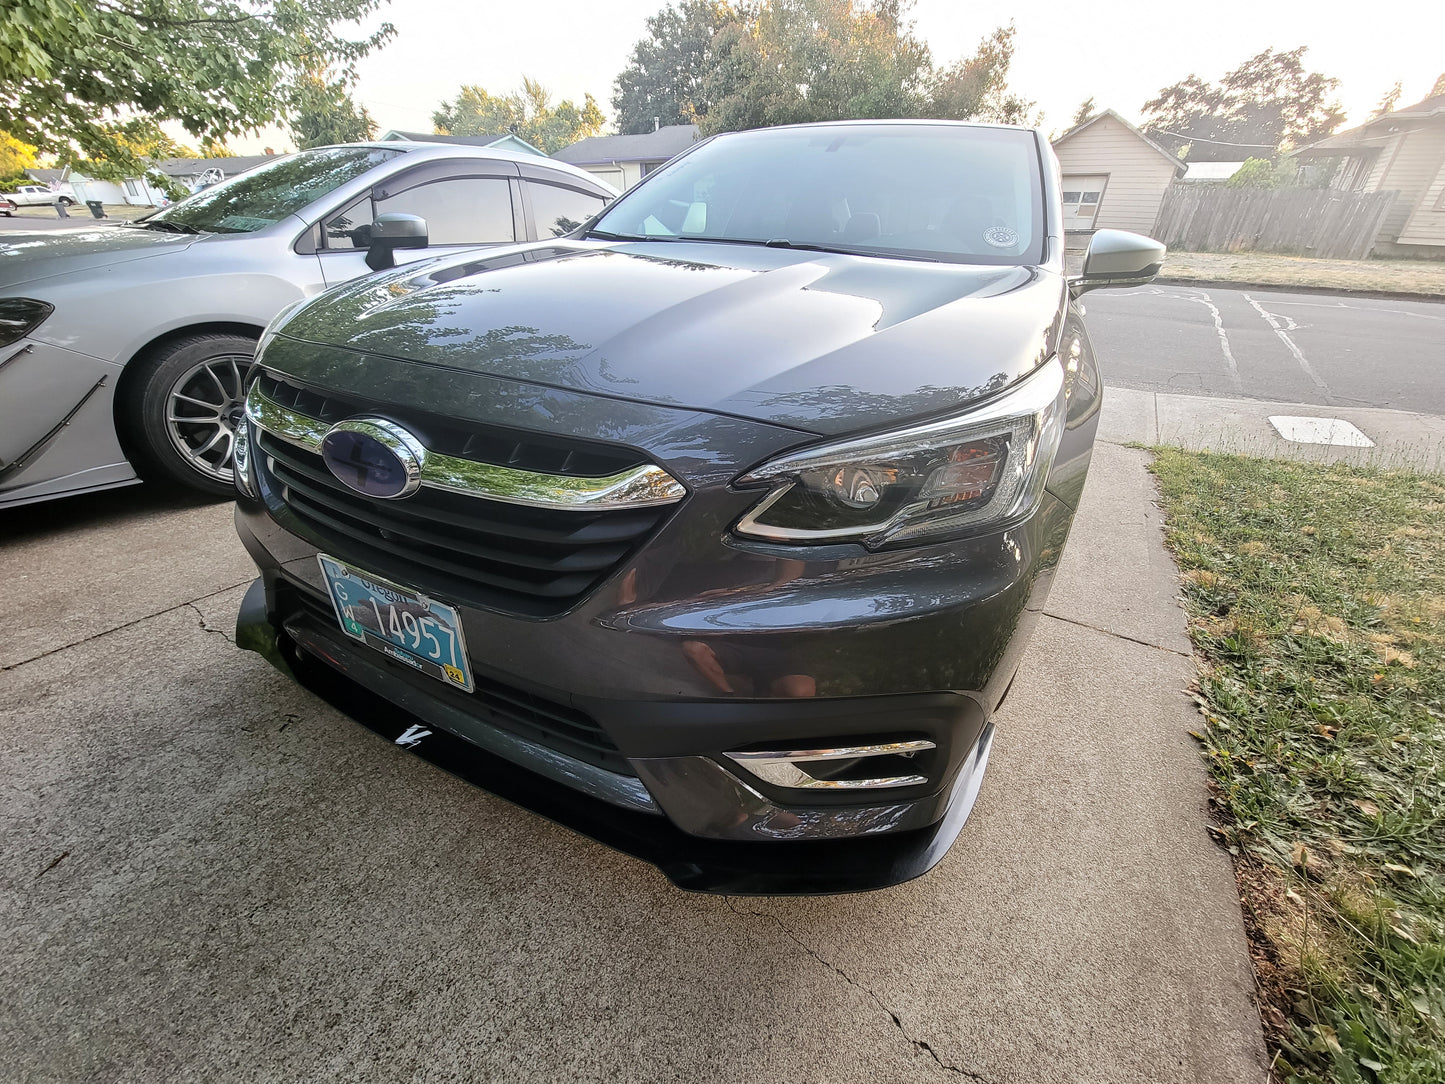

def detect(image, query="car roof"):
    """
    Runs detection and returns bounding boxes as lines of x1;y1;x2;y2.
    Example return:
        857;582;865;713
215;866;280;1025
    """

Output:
316;141;613;191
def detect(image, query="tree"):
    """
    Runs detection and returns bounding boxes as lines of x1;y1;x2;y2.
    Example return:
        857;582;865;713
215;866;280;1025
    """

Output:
928;23;1034;125
73;118;200;199
290;65;377;148
0;0;394;177
432;78;605;154
1373;82;1402;117
0;132;39;183
1140;47;1344;162
670;0;1027;136
1071;97;1096;127
1224;156;1297;189
612;1;740;134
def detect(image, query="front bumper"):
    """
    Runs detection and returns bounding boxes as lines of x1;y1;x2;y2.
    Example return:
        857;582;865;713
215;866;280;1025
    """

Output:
235;475;1073;893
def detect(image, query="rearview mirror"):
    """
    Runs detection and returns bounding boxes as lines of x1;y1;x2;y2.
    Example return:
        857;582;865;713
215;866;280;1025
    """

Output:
1070;229;1166;297
366;213;429;272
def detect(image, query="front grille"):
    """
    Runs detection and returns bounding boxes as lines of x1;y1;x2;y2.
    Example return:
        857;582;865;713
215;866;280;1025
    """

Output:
253;373;673;615
282;580;630;773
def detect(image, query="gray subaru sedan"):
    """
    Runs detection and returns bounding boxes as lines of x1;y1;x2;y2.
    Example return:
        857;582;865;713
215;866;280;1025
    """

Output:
233;121;1164;893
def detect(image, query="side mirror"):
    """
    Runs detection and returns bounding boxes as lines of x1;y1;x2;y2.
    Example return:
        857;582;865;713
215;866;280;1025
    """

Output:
365;212;429;271
1070;229;1166;297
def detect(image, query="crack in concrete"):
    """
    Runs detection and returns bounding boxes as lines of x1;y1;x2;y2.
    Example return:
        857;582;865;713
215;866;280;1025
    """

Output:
185;601;237;647
36;851;70;879
723;898;993;1082
1;580;253;672
1040;610;1191;657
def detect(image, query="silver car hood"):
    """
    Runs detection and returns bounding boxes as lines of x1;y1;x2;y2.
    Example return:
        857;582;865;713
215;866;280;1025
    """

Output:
0;225;199;290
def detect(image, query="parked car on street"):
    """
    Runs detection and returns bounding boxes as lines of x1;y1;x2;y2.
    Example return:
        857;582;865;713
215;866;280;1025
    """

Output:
234;120;1165;893
0;144;615;508
0;183;76;213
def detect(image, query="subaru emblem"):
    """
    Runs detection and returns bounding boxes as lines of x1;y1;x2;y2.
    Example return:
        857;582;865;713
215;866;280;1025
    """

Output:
320;418;427;499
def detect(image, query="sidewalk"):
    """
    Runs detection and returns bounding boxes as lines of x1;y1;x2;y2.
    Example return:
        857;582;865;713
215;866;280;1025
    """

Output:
0;450;1268;1083
1101;384;1445;470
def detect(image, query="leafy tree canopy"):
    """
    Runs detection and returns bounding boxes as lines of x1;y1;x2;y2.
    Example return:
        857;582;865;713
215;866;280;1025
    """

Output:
291;65;377;148
1071;97;1096;128
1141;47;1345;162
0;0;394;177
0;131;39;181
1224;156;1298;189
613;0;1032;137
613;0;738;134
432;78;605;154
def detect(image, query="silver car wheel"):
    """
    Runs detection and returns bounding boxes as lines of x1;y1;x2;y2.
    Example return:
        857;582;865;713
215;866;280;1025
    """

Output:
164;353;252;482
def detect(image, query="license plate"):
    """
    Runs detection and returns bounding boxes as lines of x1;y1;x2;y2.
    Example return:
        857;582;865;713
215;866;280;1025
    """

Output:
317;555;474;693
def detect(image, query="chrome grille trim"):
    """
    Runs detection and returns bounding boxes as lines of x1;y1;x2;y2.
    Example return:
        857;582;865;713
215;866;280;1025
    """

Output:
245;381;686;511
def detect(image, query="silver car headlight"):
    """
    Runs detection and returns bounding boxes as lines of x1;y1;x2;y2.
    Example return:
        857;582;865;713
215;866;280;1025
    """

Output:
733;358;1066;549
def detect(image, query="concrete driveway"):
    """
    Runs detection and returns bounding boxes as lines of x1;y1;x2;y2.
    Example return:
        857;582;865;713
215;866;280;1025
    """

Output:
0;441;1266;1083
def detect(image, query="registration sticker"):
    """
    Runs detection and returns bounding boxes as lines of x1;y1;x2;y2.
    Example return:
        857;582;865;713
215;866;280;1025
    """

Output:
317;555;475;693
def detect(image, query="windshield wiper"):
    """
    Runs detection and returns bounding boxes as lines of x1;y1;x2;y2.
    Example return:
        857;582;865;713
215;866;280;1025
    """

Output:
138;220;203;234
584;228;686;242
682;236;940;262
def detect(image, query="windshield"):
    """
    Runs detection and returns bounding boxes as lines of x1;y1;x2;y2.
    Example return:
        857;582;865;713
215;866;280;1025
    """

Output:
590;123;1044;265
144;147;401;234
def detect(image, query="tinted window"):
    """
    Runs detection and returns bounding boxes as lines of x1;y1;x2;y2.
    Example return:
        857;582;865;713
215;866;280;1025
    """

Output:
147;147;399;234
323;196;374;249
529;182;607;238
591;124;1044;266
376;177;514;244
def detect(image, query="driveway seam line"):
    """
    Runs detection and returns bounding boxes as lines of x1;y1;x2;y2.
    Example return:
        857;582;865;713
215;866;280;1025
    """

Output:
723;898;994;1083
1040;610;1191;657
1;579;252;672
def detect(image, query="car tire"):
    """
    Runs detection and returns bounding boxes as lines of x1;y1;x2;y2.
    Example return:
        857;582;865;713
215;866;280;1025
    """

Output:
58;196;75;206
119;332;257;497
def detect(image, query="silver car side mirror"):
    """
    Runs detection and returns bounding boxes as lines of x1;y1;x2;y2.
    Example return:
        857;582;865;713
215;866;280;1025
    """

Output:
1069;229;1166;297
366;212;429;272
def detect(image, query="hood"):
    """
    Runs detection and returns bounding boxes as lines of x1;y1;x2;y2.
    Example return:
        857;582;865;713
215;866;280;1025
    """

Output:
0;225;198;290
278;241;1067;434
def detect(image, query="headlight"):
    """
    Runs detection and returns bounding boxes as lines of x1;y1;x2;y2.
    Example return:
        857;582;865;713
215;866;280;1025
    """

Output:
0;298;55;347
734;358;1066;548
233;417;256;498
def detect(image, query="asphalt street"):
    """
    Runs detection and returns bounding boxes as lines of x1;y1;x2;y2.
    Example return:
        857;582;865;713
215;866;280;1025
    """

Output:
1086;284;1445;414
0;443;1267;1084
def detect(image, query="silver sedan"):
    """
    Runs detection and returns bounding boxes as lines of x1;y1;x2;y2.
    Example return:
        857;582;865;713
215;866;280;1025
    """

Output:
0;143;615;507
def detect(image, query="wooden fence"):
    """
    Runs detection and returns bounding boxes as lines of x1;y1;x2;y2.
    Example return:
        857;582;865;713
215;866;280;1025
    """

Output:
1152;186;1397;260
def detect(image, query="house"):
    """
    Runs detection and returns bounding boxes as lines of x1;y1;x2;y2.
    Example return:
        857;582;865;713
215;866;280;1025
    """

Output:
552;124;699;190
1292;83;1445;256
1050;109;1186;235
378;130;547;157
27;154;277;207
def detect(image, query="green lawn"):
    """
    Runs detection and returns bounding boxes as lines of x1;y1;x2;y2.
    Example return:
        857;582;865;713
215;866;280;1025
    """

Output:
1150;450;1445;1084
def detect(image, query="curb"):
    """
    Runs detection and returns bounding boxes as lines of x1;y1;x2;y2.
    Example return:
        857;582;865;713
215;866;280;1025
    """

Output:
1153;276;1445;304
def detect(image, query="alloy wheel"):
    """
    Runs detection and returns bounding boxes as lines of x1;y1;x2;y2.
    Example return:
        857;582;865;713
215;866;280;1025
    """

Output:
164;353;252;483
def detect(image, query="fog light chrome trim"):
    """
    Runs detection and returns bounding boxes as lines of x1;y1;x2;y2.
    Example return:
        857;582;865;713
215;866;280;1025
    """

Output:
724;739;936;790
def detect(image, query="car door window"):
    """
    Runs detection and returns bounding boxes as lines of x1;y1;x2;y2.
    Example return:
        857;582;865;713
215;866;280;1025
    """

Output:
323;196;375;250
375;177;515;245
529;182;608;238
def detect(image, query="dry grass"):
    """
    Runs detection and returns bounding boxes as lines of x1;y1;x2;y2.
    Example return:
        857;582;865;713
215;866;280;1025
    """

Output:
1160;251;1445;297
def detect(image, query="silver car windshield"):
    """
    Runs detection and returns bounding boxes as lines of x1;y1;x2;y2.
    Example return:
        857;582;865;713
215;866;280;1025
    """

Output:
143;147;401;234
589;124;1044;266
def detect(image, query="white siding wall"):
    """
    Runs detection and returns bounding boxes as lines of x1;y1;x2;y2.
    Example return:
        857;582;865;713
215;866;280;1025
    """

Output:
578;162;645;190
1052;115;1180;236
1376;126;1445;242
1398;155;1445;247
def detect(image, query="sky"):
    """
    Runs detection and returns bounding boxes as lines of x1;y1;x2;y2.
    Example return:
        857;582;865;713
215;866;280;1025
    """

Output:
233;0;1443;156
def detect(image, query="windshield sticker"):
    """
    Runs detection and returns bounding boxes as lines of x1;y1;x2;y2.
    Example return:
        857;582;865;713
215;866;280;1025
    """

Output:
984;226;1019;248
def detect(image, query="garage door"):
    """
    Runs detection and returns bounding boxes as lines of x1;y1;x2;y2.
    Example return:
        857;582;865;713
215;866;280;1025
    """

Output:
1061;175;1107;231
